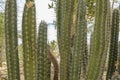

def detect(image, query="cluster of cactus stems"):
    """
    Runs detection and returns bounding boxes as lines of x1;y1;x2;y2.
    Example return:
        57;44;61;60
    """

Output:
5;0;59;80
106;9;119;80
57;0;88;80
5;0;20;80
4;0;120;80
22;0;37;80
86;0;109;80
37;21;51;80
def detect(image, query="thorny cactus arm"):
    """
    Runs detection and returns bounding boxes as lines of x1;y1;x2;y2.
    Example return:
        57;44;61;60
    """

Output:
118;41;120;74
56;0;74;80
86;0;109;80
22;0;37;80
5;0;20;80
37;21;51;80
71;0;88;80
97;0;112;79
106;9;119;80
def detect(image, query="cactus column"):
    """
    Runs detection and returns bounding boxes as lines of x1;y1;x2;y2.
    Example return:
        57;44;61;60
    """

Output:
106;9;119;80
71;0;88;80
22;0;37;80
5;0;20;80
118;41;120;74
86;0;109;80
97;0;112;79
37;21;51;80
0;13;4;67
56;0;74;80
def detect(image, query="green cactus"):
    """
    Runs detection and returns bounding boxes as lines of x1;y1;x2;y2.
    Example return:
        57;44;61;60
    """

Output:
0;13;4;67
56;0;74;80
106;9;119;80
86;0;109;80
71;0;88;80
22;0;37;80
57;0;88;80
98;0;112;79
5;0;20;80
37;21;51;80
79;2;88;79
118;41;120;74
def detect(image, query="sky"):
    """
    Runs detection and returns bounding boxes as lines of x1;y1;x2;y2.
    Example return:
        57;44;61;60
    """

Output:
17;0;56;30
35;0;56;23
1;0;120;43
0;0;56;22
16;0;56;43
1;0;120;22
0;0;120;28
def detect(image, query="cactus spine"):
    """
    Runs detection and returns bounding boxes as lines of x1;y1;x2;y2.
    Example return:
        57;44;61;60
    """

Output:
22;0;37;80
86;0;109;79
37;21;51;80
56;0;74;80
106;9;119;80
5;0;20;80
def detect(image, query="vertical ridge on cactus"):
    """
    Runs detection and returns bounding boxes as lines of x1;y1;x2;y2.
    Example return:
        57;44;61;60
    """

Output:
22;0;37;80
0;13;4;67
106;9;119;80
4;0;120;80
5;0;20;80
